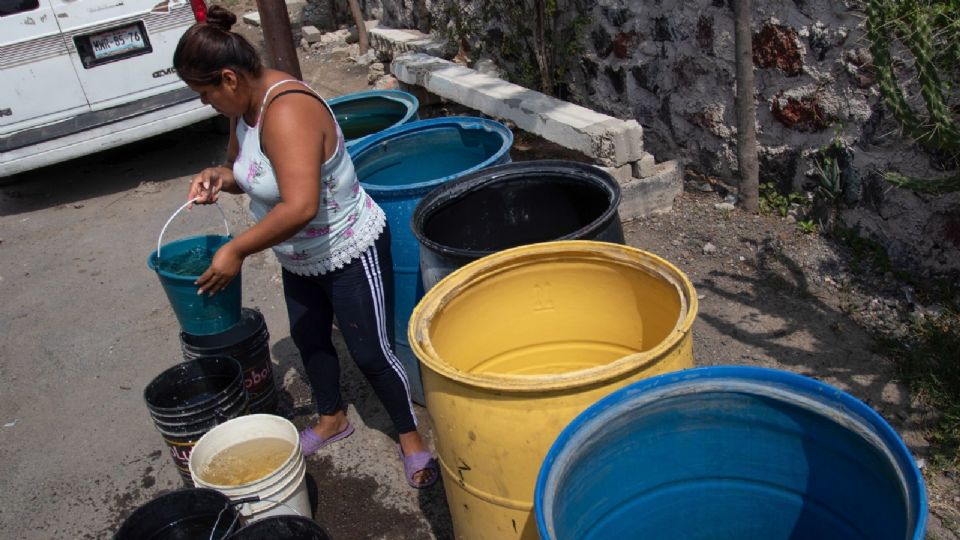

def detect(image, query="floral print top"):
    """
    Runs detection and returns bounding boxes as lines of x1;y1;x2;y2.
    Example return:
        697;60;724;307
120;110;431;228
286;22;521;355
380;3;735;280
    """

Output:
232;80;385;275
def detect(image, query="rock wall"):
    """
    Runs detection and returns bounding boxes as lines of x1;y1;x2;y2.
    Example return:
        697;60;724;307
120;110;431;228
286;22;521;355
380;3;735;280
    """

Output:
362;0;960;278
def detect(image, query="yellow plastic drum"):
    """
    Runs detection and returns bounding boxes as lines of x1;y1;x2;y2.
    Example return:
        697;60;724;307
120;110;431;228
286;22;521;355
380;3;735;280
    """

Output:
408;240;698;539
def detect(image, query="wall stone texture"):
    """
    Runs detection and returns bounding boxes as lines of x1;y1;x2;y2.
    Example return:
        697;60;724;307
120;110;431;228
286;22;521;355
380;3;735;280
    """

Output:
361;0;959;278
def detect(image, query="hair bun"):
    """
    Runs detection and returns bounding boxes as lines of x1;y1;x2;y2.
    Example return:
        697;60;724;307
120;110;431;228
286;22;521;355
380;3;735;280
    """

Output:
205;5;237;31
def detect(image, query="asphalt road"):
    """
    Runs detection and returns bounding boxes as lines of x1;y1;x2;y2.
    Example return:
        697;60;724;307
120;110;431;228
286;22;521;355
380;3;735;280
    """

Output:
0;117;453;539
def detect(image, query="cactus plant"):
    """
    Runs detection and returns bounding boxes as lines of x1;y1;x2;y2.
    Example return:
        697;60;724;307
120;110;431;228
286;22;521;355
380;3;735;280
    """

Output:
866;0;959;192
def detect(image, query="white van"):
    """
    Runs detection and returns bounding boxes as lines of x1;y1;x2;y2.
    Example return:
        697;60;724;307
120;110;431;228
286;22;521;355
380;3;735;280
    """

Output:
0;0;217;177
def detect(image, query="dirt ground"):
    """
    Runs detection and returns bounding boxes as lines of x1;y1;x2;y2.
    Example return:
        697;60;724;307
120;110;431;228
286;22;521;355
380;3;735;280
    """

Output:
0;12;957;540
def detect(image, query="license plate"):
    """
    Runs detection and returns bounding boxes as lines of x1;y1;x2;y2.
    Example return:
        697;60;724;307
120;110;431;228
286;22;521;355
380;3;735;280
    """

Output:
89;24;147;60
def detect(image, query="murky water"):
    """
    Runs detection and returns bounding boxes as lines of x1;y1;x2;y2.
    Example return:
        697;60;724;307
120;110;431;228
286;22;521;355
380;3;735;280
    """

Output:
158;246;214;276
200;437;294;486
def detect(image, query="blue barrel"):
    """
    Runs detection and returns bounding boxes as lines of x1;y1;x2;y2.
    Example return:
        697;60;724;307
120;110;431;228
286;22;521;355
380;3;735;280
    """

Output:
535;366;927;540
352;117;513;404
327;90;419;150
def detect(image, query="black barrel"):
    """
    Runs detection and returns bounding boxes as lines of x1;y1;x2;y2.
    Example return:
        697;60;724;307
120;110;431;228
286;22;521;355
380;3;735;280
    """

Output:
181;308;278;415
229;516;332;540
114;488;241;540
411;160;625;290
144;356;248;485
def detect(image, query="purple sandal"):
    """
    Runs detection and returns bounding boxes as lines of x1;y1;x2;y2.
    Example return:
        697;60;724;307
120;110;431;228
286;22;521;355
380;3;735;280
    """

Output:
398;445;439;489
299;423;355;456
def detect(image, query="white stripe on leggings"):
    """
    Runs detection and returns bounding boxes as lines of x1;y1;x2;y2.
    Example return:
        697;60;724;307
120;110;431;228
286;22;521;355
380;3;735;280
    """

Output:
362;248;413;400
359;246;417;425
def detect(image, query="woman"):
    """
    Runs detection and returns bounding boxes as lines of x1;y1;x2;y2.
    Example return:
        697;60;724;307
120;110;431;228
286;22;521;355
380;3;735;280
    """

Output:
174;5;437;488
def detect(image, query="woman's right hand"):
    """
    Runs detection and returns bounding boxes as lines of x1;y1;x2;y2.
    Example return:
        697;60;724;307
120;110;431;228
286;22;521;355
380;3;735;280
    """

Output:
188;166;229;207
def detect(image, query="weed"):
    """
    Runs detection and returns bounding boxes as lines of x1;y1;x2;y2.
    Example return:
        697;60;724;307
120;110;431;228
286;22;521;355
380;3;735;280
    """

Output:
878;309;960;470
759;182;805;217
831;226;903;278
797;219;817;234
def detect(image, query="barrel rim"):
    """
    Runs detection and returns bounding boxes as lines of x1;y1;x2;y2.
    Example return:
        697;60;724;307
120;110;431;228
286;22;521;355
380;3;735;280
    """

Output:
328;89;420;148
180;307;267;352
143;356;244;413
147;234;233;281
352;116;514;195
327;88;419;111
410;160;622;259
228;514;331;538
113;487;239;539
407;240;698;392
533;365;928;540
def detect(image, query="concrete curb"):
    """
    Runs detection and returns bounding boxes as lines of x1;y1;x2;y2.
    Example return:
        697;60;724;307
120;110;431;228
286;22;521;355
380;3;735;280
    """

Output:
369;31;681;216
391;53;644;168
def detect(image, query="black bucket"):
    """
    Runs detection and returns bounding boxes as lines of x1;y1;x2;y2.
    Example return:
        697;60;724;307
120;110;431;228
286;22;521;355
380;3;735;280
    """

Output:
228;516;332;540
144;356;248;485
114;488;241;540
411;160;625;290
181;308;278;415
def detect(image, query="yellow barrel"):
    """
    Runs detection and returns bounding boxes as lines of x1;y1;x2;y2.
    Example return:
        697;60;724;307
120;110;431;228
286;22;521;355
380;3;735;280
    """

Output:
408;240;698;539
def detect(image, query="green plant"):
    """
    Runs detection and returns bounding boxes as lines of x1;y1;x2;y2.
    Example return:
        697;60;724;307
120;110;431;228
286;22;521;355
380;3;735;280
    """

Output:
813;154;842;202
866;0;960;193
432;0;588;97
797;219;818;234
878;309;960;470
759;182;805;217
811;137;846;203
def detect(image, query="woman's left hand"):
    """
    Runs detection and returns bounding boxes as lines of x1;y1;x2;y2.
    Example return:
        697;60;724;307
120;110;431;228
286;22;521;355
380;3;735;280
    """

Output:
196;242;243;296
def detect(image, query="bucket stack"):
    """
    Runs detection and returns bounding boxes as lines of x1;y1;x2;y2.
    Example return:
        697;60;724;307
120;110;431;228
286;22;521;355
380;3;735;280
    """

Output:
144;201;281;491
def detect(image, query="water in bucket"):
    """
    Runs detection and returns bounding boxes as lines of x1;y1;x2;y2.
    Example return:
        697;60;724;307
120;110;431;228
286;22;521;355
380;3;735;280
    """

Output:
200;437;295;486
158;245;217;276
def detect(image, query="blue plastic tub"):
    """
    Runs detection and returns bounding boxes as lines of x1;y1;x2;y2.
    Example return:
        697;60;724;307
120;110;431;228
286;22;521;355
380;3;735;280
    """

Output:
352;117;513;404
327;89;419;150
535;366;927;540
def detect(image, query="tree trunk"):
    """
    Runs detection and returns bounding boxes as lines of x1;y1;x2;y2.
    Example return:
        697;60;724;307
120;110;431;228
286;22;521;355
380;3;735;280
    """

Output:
347;0;368;56
734;0;759;212
255;0;302;80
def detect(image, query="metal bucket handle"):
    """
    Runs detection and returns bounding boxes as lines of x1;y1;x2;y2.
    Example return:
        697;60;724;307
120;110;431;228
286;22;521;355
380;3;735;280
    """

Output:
157;197;231;259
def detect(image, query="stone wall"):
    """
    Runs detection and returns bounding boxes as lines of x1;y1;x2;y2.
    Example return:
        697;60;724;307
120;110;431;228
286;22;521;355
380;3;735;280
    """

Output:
361;0;959;277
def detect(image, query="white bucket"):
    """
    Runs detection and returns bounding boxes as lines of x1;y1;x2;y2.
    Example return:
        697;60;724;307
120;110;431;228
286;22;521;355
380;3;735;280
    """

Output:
188;414;311;523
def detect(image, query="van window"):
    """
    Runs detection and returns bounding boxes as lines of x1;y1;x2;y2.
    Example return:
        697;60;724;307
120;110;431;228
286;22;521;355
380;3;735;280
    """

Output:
0;0;39;16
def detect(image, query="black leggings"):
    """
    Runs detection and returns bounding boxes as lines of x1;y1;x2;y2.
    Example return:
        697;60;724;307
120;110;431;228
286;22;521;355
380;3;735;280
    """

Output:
281;227;417;434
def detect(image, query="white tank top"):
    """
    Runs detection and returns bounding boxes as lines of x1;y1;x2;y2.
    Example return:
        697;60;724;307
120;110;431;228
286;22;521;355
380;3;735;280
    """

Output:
232;79;386;275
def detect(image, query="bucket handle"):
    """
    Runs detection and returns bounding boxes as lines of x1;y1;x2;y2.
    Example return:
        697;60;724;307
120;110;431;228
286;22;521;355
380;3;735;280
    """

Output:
157;197;231;259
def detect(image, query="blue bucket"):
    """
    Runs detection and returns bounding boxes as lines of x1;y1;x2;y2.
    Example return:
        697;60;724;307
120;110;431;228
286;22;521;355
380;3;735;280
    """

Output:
535;366;927;540
328;89;419;150
352;117;513;404
148;201;242;336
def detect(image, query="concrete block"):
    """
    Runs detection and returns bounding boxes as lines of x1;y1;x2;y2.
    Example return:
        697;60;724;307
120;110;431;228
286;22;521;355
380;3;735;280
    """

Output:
392;52;644;167
599;163;635;184
369;27;452;60
242;11;260;26
242;0;305;28
637;152;658;177
285;0;306;26
302;25;323;44
618;160;683;219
